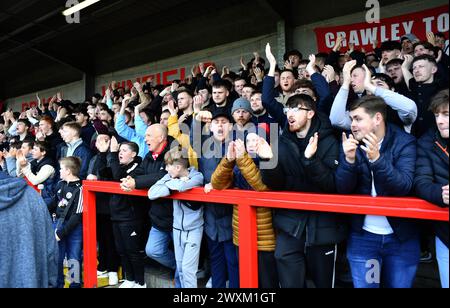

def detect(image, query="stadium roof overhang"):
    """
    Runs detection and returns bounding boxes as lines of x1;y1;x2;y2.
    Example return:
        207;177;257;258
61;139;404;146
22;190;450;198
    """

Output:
0;0;405;99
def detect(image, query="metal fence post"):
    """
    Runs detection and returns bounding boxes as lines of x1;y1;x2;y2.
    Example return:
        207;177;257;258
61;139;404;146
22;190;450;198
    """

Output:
82;186;97;288
238;202;259;288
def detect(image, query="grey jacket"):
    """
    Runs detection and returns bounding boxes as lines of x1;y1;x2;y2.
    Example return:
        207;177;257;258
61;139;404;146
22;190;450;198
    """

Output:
0;171;58;288
330;87;417;132
149;168;204;231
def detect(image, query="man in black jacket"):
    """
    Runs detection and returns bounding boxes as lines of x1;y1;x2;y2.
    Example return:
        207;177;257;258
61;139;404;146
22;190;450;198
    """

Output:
36;116;63;161
407;55;446;137
261;94;347;288
414;89;449;288
120;124;180;287
97;137;146;288
87;134;120;286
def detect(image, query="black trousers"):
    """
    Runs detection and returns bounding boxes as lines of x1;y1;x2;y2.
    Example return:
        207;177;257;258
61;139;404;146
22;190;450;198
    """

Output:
235;247;279;288
112;220;146;285
97;214;120;273
258;251;279;288
274;230;337;288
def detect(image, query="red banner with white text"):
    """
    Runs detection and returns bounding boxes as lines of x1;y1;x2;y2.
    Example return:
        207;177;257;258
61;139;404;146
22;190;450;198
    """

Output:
314;5;449;52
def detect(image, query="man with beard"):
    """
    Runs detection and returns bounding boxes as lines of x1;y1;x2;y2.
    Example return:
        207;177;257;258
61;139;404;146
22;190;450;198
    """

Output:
260;94;347;288
250;91;279;137
231;98;255;142
175;89;194;129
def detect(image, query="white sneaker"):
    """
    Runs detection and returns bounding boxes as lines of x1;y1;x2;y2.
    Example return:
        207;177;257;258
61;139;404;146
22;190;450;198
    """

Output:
133;283;147;288
97;270;108;278
119;280;136;288
206;277;212;288
108;272;119;286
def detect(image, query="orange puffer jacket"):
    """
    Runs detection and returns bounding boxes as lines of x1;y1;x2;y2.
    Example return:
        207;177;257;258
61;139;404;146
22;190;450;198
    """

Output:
211;153;276;252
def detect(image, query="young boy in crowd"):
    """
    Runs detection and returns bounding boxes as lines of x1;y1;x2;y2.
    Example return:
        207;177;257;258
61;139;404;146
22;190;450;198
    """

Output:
149;147;204;288
96;137;147;288
50;157;84;288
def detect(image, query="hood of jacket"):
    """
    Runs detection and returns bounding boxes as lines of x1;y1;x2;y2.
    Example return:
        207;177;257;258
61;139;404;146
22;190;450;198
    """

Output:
0;171;28;211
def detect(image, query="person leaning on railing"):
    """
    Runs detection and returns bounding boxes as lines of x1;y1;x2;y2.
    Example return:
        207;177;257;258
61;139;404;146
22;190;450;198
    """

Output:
336;95;419;288
260;94;347;289
95;135;147;288
211;134;278;288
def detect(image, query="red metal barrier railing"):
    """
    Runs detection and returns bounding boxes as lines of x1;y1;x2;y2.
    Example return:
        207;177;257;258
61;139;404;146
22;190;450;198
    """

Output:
82;180;449;288
25;178;41;193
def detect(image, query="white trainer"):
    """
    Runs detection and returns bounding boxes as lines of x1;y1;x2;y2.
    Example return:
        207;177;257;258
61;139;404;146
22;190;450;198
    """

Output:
108;272;119;286
133;283;147;288
206;277;212;288
97;270;108;278
119;280;136;288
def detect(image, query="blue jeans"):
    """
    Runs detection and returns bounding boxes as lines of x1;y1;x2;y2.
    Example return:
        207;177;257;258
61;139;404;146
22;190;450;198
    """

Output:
145;227;180;288
347;230;420;288
206;236;239;288
436;236;449;288
54;223;83;288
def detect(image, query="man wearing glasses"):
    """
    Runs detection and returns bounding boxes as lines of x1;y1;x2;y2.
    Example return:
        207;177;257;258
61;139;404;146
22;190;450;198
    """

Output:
261;94;347;288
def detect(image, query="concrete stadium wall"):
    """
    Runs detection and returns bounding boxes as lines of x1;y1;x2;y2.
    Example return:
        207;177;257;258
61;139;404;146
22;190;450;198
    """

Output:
5;80;85;113
94;33;278;95
5;34;278;112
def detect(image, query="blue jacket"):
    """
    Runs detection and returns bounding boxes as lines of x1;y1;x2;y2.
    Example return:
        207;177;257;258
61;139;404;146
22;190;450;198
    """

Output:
0;172;58;288
414;129;449;247
336;124;418;241
192;118;233;242
29;156;59;209
115;114;149;158
262;74;332;127
57;141;93;180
